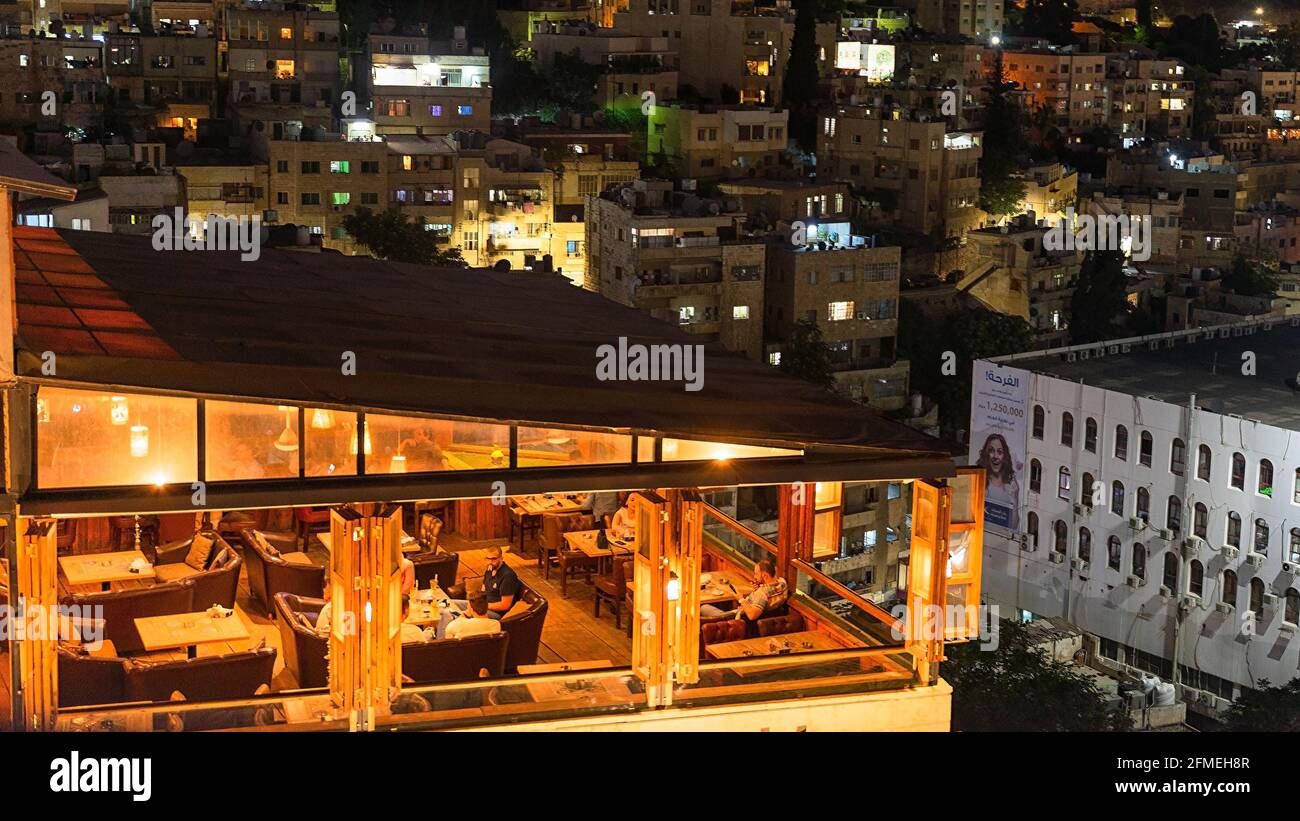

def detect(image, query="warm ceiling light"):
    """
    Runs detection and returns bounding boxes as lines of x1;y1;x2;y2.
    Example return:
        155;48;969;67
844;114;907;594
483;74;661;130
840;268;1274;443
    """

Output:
310;408;335;429
110;396;129;425
389;453;407;473
273;409;299;452
130;425;149;458
350;426;372;455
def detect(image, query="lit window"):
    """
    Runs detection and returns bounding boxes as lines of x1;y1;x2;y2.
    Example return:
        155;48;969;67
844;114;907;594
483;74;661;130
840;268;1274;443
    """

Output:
279;27;292;39
331;192;350;205
330;160;350;173
827;300;854;321
733;305;750;320
457;105;473;115
429;104;442;117
403;155;413;171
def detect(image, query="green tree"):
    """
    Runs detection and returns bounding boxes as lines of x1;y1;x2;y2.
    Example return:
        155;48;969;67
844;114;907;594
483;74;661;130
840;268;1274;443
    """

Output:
341;208;468;267
782;0;822;154
1271;23;1300;68
945;618;1130;731
1224;678;1300;731
550;50;602;113
899;302;1034;433
1136;0;1152;30
778;318;838;390
979;52;1028;220
1222;253;1278;297
1069;250;1130;345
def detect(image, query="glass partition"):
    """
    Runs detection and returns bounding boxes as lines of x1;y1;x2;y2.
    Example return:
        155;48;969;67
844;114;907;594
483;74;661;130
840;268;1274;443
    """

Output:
37;387;198;488
366;413;511;473
792;563;903;647
304;408;358;477
703;504;777;568
515;426;632;467
204;400;299;481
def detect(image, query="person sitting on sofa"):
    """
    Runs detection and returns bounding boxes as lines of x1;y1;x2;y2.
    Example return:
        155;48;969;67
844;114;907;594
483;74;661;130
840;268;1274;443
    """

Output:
700;559;787;621
315;585;333;634
400;595;434;643
480;545;520;620
444;593;503;639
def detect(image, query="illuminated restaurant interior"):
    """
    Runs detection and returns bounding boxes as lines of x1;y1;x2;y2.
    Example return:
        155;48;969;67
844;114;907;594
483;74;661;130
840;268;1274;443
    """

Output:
0;219;984;732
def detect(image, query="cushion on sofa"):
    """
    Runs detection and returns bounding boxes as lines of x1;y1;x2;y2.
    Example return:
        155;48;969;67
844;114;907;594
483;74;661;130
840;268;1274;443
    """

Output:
185;533;215;570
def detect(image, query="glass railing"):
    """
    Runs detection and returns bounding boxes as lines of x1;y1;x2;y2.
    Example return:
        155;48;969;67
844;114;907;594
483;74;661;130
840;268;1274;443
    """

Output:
679;646;914;708
703;505;777;568
792;560;905;647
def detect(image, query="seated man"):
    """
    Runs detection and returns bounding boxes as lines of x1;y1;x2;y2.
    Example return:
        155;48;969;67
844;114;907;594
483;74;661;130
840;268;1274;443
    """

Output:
400;595;434;643
479;545;521;620
700;559;787;621
444;593;503;639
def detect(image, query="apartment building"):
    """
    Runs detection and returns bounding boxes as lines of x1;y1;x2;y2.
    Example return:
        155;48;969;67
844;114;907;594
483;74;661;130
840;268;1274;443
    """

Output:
1221;67;1300;123
937;0;1004;38
14;186;108;231
962;217;1083;344
1235;203;1300;267
717;177;852;230
1105;56;1194;143
586;179;765;359
0;36;104;135
176;161;269;224
1080;188;1183;268
894;38;988;94
531;22;677;110
224;3;339;110
613;0;836;105
765;240;909;410
367;24;491;136
974;325;1300;712
817;104;983;240
104;31;218;137
1001;49;1106;136
549;152;639;284
98;168;186;234
265;136;390;253
647;105;788;179
1019;161;1077;227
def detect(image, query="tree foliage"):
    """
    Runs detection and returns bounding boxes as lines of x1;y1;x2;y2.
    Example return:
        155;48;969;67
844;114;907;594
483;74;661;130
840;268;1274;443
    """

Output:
1222;253;1278;298
1224;678;1300;732
979;53;1028;219
782;0;822;154
778;318;838;390
341;208;468;267
1068;250;1130;345
1158;13;1224;72
945;618;1130;731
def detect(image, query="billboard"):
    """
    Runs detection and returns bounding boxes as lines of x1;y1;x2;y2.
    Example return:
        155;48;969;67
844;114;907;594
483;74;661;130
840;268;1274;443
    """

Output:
834;42;895;81
968;361;1030;535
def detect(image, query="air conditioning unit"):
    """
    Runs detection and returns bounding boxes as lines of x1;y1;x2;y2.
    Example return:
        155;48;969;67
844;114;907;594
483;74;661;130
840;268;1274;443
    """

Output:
1126;575;1146;588
1178;595;1197;611
1281;622;1297;634
1247;553;1266;568
1180;537;1200;558
1018;533;1034;551
1221;545;1239;560
1244;610;1258;622
1262;592;1278;608
1158;528;1175;541
1159;584;1173;598
1048;551;1065;564
332;204;343;212
1129;517;1148;531
1071;558;1089;571
1072;503;1085;516
1215;601;1233;614
1284;561;1296;574
855;310;867;320
1213;696;1231;712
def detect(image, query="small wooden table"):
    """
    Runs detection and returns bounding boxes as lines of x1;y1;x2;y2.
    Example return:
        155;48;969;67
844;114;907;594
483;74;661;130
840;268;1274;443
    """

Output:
564;529;636;559
517;659;614;675
699;570;755;605
134;610;251;659
59;551;155;591
524;671;634;704
510;493;588;517
705;630;844;660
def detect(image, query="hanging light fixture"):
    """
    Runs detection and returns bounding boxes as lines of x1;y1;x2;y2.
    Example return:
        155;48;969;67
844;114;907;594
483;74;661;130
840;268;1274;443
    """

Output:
310;408;335;429
349;425;372;455
110;395;129;425
490;447;506;467
389;453;408;473
273;407;299;452
130;425;149;458
35;397;49;423
546;430;572;446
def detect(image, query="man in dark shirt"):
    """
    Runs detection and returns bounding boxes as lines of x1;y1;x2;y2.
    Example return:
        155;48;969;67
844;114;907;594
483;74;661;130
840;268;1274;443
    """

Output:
480;545;520;620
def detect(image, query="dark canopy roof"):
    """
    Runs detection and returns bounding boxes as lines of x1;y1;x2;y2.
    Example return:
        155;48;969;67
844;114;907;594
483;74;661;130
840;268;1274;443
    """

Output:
13;226;945;459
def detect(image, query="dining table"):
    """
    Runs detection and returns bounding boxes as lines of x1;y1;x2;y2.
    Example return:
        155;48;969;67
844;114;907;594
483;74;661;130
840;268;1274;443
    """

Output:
704;630;844;660
509;493;589;555
134;609;251;659
59;550;155;591
564;529;636;559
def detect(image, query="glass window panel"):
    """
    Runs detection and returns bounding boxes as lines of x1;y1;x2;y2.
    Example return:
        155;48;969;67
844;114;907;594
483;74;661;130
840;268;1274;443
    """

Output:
367;413;510;473
636;435;656;463
515;426;631;467
204;400;299;481
37;387;197;488
304;408;358;477
661;438;801;461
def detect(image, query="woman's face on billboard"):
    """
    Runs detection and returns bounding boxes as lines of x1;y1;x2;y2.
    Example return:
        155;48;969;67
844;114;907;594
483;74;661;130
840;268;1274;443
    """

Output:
985;438;1005;474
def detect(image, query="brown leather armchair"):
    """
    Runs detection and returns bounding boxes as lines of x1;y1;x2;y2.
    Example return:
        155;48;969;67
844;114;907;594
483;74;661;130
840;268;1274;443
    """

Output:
594;556;632;627
700;618;747;659
239;529;325;617
57;645;128;707
500;583;548;672
402;632;508;683
272;592;329;689
63;579;196;655
155;537;242;611
411;549;458;591
123;647;277;704
539;512;596;597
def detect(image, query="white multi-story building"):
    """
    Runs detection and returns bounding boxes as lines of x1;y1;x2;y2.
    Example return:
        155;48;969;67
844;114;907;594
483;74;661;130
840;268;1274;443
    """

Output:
971;322;1300;715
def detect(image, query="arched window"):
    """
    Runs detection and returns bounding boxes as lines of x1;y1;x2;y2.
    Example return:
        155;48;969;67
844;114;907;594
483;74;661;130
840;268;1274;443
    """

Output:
1078;527;1092;562
1136;487;1150;521
1111;481;1125;515
1197;444;1212;481
1166;495;1182;533
1029;459;1042;493
1254;518;1269;554
1170;438;1185;476
1132;542;1146;579
1294;467;1300;504
1084;417;1098;452
1162;552;1178;590
1231;452;1245;489
1082;472;1095;506
1054;520;1068;554
1114;424;1129;460
1032;405;1045;440
1286;589;1300;626
1290;528;1300;563
1139;431;1153;467
1027;512;1039;550
1194;502;1208;539
1258;459;1274;496
1108;535;1122;570
1189;560;1204;597
1222;570;1238;607
1060;412;1074;447
1249;578;1265;617
1227;512;1242;548
1057;466;1071;500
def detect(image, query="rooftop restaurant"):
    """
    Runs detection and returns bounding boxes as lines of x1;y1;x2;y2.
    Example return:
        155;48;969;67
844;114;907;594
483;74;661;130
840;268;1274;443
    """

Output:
0;206;984;731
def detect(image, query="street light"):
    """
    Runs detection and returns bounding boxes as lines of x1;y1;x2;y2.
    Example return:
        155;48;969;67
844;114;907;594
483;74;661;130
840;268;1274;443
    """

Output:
991;34;1002;47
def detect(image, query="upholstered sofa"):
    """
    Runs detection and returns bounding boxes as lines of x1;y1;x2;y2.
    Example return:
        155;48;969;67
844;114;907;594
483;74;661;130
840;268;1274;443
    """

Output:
154;534;242;610
62;579;196;655
123;647;277;704
272;592;329;689
239;529;325;617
